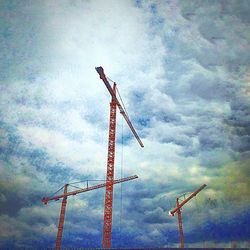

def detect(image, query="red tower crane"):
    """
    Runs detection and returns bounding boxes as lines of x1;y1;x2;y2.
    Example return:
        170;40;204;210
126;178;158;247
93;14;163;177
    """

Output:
42;175;138;250
95;67;144;248
169;184;207;248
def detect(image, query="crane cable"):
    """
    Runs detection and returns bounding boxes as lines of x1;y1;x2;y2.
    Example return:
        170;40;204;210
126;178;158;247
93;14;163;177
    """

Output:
48;185;65;198
48;179;107;198
107;76;130;120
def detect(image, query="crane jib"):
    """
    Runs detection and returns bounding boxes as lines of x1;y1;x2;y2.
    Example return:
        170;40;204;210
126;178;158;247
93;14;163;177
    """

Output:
95;66;144;148
169;184;207;216
42;175;138;204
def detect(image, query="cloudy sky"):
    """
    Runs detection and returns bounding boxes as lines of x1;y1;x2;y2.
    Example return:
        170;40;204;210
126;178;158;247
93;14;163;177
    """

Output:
0;0;250;248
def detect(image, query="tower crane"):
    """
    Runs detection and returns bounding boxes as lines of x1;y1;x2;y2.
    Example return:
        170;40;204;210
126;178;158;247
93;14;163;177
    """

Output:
169;184;207;248
95;67;144;248
42;175;138;250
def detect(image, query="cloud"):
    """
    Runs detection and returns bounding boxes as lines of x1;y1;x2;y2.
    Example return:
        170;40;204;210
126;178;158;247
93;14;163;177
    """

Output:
0;0;250;248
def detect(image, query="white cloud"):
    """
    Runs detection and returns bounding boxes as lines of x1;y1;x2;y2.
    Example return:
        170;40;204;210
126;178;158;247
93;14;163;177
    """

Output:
0;0;249;248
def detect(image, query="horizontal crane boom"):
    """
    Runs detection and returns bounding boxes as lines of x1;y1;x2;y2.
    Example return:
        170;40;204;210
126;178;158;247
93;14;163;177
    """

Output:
169;184;207;216
95;66;144;148
42;175;138;205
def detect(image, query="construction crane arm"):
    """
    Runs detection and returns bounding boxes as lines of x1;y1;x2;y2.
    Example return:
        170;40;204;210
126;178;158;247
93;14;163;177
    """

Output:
169;184;207;216
95;66;144;148
42;175;138;205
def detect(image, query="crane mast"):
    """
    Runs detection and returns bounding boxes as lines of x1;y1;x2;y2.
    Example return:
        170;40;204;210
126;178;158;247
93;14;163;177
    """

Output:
176;198;184;248
56;184;68;250
102;82;117;248
95;66;144;248
42;175;138;250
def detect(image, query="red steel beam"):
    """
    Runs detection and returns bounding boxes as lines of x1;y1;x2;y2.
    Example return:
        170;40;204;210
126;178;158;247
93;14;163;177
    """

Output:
102;83;117;248
42;175;138;205
55;184;68;250
169;184;207;216
176;198;184;248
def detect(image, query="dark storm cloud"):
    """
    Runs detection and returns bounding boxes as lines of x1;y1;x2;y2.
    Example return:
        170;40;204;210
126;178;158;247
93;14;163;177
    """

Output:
143;207;167;224
198;126;227;151
0;192;25;216
189;2;249;73
225;95;250;153
121;180;202;233
185;206;250;243
151;0;250;170
188;74;234;101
